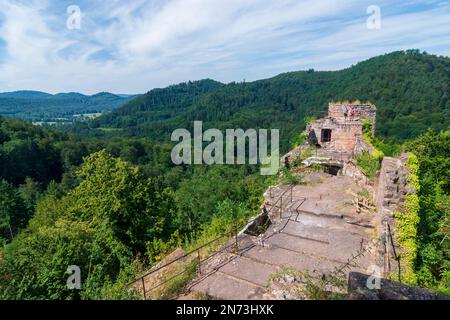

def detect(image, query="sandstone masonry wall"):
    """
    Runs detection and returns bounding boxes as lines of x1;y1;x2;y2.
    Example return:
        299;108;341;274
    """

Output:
328;103;377;130
306;103;377;157
342;160;373;192
374;154;413;276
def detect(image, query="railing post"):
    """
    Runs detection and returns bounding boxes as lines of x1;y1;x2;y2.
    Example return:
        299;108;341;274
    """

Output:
387;223;402;283
280;196;283;219
141;277;147;300
234;226;239;252
385;221;390;277
197;249;201;275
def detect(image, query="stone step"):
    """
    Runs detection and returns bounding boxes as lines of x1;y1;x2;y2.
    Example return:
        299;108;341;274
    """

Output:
217;255;280;287
281;218;371;245
296;203;353;219
265;232;372;269
291;211;373;237
242;245;341;276
189;233;371;300
189;271;267;300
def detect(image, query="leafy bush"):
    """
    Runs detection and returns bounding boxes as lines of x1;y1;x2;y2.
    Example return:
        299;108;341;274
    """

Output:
404;130;449;294
282;167;304;185
362;119;373;138
356;150;383;180
299;146;316;161
394;153;420;285
290;132;306;148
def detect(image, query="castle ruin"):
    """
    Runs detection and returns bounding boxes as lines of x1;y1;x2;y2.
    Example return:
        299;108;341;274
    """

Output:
306;102;377;161
132;101;429;300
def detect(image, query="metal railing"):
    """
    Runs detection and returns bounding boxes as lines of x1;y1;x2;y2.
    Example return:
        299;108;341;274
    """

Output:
128;225;242;299
128;184;295;299
268;184;292;199
385;221;401;282
267;184;293;219
278;197;306;232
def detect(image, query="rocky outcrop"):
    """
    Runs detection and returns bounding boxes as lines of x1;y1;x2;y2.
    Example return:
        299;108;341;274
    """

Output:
348;272;449;300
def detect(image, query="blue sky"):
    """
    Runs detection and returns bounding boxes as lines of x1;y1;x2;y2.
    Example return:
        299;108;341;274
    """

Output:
0;0;449;94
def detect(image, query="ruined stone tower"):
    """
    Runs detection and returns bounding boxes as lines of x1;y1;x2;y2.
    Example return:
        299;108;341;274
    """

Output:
306;102;377;160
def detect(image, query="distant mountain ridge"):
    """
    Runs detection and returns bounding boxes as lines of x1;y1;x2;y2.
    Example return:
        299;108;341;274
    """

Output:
0;90;138;121
0;90;126;99
0;91;53;99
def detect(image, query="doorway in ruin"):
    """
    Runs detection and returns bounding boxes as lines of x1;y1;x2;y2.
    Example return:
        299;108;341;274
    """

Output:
321;129;332;142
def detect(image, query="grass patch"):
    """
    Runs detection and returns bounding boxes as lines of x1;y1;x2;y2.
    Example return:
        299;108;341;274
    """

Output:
151;260;199;300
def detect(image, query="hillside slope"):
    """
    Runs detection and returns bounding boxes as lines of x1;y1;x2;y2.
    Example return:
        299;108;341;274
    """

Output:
0;91;136;121
86;50;450;149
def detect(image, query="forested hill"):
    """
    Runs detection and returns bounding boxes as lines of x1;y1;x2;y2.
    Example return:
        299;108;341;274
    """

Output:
0;91;136;121
82;79;224;136
83;50;450;149
0;50;449;299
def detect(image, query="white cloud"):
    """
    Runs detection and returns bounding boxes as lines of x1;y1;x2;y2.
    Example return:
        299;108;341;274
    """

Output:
0;0;449;94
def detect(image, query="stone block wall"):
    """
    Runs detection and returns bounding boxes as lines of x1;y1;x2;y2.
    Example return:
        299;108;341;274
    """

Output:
307;118;364;154
342;160;373;192
305;103;377;158
375;155;410;220
328;103;377;127
374;154;413;277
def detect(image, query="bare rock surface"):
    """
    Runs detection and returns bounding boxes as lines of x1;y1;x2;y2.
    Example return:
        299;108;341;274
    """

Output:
348;272;449;300
186;174;377;300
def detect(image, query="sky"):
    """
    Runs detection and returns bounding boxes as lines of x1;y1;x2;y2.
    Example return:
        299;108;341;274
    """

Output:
0;0;449;94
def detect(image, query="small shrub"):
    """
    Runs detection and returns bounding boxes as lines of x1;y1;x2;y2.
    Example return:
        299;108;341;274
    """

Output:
146;231;183;264
291;155;303;167
300;146;316;161
310;163;324;172
357;189;371;199
362;119;373;138
282;168;304;185
290;132;306;148
303;116;316;126
356;150;383;180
